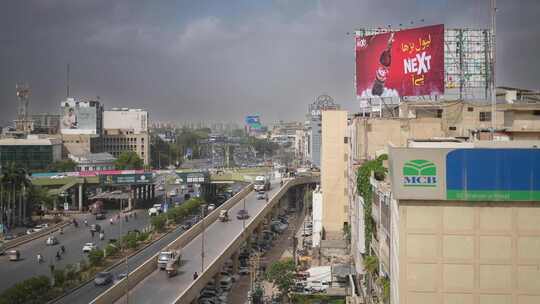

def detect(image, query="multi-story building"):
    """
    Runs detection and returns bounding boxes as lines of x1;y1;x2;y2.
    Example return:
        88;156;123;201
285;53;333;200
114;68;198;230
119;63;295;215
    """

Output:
69;152;116;171
0;136;62;171
308;95;340;168
381;142;540;304
31;113;60;134
102;108;150;165
320;110;348;239
347;89;540;304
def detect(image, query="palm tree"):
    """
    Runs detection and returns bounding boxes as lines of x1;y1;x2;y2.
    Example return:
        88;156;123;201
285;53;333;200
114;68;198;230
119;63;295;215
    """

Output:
1;164;30;227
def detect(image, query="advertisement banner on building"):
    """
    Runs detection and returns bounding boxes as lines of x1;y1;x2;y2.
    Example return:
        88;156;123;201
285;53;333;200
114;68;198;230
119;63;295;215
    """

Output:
356;24;444;98
245;115;262;130
389;147;540;201
60;99;98;134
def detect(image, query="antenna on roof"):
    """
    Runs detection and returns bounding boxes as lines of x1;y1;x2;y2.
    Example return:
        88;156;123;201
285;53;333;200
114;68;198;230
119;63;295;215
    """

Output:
66;63;70;98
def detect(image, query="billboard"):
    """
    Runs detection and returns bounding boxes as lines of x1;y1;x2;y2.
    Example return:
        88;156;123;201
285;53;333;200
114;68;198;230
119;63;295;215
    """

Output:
390;147;540;201
356;24;444;98
245;115;262;130
60;98;99;135
100;173;153;185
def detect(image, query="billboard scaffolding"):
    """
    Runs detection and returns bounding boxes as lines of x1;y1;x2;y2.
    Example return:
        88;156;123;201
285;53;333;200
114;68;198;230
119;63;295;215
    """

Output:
355;26;492;113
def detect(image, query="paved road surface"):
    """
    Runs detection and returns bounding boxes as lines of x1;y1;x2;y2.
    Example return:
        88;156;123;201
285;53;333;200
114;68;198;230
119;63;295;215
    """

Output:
116;182;280;304
0;210;151;293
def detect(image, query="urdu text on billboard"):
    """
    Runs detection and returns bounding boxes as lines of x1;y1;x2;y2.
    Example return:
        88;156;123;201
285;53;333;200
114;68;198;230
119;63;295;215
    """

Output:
356;24;444;98
60;99;98;135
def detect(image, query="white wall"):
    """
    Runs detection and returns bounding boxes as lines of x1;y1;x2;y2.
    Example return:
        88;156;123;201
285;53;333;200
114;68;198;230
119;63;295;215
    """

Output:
312;189;323;247
390;197;400;304
103;110;148;134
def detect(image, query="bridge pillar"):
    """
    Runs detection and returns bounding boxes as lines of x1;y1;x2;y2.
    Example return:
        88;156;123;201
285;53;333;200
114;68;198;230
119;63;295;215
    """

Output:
231;250;240;273
151;184;155;199
78;183;83;211
128;188;133;210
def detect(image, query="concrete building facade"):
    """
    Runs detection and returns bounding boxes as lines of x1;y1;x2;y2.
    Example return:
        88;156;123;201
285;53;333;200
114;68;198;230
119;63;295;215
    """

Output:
102;129;150;165
321;110;348;238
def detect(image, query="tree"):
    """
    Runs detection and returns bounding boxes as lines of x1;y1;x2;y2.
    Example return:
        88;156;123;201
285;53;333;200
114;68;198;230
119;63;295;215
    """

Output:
265;258;296;298
363;255;379;275
150;214;167;232
115;151;144;170
47;159;77;172
88;248;104;267
0;275;52;304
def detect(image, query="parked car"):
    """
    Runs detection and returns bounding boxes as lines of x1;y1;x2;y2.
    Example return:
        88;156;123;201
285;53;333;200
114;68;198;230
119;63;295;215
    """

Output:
236;209;249;220
46;235;58;246
82;243;97;253
94;272;114;286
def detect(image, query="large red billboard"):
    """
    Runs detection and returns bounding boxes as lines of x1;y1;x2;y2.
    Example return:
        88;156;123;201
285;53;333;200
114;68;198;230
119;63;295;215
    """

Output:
356;24;444;98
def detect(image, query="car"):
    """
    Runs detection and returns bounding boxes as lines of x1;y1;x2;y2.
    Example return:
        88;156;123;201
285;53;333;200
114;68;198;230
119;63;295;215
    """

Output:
207;204;216;212
26;228;35;235
148;207;159;216
94;272;114;286
3;234;15;241
158;251;176;270
157;185;165;191
33;224;49;232
256;192;266;200
46;235;58;246
95;213;106;220
82;242;97;253
169;190;177;197
236;209;249;220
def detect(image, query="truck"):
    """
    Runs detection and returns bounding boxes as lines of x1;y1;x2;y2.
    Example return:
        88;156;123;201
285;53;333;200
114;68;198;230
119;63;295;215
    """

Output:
90;200;104;215
253;176;270;191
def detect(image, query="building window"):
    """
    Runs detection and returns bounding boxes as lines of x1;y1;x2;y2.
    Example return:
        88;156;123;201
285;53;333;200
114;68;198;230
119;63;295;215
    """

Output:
533;110;540;116
479;111;492;122
436;109;443;118
467;107;474;112
344;137;348;144
449;126;457;131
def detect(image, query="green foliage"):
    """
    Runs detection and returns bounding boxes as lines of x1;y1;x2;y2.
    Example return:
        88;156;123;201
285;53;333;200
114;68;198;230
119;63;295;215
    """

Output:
342;223;351;244
53;269;66;287
356;154;387;251
47;159;77;172
151;214;167;231
64;264;80;282
265;258;296;296
0;275;52;304
105;244;119;257
290;294;346;304
137;231;150;242
248;136;279;156
115;151;144;170
88;248;104;267
377;276;390;303
27;185;54;210
122;232;139;249
363;255;379;275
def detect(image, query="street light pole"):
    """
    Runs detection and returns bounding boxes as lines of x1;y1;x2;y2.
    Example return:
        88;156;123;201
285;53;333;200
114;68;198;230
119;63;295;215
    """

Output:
242;198;246;230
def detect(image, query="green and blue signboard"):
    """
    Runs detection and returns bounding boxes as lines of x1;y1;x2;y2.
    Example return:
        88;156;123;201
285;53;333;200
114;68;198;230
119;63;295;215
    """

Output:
391;147;540;202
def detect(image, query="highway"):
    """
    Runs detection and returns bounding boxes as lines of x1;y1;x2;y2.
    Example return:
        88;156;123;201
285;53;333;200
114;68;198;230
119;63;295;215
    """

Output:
0;210;151;293
114;182;281;304
54;181;243;304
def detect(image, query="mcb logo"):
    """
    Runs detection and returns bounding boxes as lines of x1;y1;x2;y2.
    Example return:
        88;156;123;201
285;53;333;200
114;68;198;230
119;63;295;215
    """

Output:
403;159;437;187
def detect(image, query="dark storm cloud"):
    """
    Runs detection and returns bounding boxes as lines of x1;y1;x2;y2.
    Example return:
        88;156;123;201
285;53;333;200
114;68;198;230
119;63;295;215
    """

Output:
0;0;538;124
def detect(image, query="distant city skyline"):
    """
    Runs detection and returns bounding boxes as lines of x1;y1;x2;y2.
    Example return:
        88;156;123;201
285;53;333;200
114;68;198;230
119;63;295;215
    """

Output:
1;0;539;124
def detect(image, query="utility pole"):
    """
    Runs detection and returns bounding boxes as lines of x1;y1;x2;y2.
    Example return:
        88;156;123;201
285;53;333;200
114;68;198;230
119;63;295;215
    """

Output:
490;0;497;134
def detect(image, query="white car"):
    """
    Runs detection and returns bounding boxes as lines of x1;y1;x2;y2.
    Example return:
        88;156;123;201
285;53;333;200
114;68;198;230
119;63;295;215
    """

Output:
207;204;216;212
46;236;58;246
82;243;97;253
148;207;159;216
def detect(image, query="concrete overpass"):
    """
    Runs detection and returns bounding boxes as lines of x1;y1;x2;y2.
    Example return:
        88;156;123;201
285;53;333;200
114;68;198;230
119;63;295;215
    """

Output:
90;175;318;304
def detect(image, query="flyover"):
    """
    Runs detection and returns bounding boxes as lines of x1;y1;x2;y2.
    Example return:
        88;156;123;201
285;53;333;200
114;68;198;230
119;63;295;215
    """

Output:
91;175;318;304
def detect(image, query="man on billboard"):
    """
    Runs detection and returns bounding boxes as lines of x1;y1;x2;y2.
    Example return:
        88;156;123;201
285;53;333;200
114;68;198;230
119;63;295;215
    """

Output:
356;24;444;98
62;105;78;129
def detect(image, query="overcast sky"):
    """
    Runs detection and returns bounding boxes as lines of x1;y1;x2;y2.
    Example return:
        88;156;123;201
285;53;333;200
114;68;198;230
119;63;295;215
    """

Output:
0;0;538;125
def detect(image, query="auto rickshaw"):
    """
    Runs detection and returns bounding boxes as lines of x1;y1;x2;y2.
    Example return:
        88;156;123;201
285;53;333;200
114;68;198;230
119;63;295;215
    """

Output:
8;250;20;261
165;251;181;277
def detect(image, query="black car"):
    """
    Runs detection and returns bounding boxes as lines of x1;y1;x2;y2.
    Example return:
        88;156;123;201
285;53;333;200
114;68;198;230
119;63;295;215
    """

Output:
94;272;113;286
236;209;249;220
90;224;101;232
95;213;106;220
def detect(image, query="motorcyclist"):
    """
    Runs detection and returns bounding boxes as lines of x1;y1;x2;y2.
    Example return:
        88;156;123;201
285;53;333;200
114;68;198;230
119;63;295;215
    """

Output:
55;251;61;260
193;272;198;280
280;180;283;187
37;254;43;264
110;218;114;225
61;245;66;254
99;231;105;240
84;219;88;227
60;227;64;234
